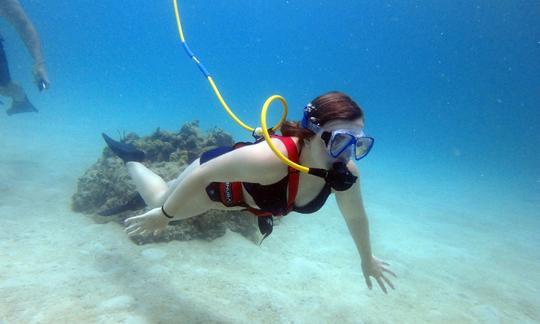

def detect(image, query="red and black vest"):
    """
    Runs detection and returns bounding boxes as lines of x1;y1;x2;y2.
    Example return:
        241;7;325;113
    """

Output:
204;135;300;217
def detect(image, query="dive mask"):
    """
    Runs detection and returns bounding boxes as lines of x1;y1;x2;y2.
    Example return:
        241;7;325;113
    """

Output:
301;103;374;161
321;129;374;161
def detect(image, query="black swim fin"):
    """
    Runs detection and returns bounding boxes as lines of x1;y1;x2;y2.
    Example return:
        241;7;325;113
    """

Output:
102;133;145;163
257;216;273;245
98;193;147;216
6;96;38;116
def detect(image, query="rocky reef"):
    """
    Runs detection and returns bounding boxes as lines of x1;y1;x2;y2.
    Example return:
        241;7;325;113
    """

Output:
72;121;259;244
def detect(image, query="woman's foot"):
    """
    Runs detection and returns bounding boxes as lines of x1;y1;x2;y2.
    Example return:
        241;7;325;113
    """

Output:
102;133;145;163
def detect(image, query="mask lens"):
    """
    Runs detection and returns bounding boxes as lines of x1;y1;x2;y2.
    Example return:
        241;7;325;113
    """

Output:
355;137;374;160
330;133;354;157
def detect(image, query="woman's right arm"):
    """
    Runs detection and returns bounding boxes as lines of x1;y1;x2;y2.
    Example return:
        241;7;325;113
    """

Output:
163;138;292;215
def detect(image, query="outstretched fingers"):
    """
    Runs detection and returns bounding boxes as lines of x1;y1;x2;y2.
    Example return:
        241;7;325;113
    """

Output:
382;266;397;278
381;273;395;290
124;215;143;227
124;216;145;236
364;276;373;290
375;276;388;294
124;217;165;238
364;257;397;293
125;223;143;237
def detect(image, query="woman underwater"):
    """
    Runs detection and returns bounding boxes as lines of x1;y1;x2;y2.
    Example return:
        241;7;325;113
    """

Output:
103;91;396;293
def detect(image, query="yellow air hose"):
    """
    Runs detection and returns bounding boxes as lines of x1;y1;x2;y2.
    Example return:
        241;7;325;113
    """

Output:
172;0;309;174
260;96;310;173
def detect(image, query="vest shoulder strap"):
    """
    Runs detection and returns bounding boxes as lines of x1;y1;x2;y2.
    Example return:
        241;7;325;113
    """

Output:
271;135;300;214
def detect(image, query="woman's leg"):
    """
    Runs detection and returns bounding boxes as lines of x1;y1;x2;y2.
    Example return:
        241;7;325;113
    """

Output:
163;158;201;201
125;162;167;208
126;158;202;208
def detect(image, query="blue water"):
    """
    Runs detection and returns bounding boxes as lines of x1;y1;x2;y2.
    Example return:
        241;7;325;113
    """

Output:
19;1;537;191
10;1;540;169
1;0;539;322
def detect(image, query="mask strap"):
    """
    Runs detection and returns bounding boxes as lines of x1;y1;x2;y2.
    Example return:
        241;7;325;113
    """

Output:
301;103;321;133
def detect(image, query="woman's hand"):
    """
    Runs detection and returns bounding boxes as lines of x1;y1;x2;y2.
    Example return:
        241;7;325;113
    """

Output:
361;255;396;293
124;207;170;237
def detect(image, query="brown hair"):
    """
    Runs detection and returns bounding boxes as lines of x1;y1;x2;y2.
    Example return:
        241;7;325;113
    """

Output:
280;91;364;143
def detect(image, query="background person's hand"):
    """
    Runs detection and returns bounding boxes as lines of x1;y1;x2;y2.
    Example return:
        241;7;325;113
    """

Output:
124;207;170;237
361;255;396;293
32;61;49;91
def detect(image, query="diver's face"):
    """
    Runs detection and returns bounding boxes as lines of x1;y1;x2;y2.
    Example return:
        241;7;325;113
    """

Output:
316;118;365;162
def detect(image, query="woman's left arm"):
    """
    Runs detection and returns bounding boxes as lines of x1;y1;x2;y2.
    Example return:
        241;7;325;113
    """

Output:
335;161;396;293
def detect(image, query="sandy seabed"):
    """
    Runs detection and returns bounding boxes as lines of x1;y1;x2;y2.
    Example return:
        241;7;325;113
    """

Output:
1;118;539;324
